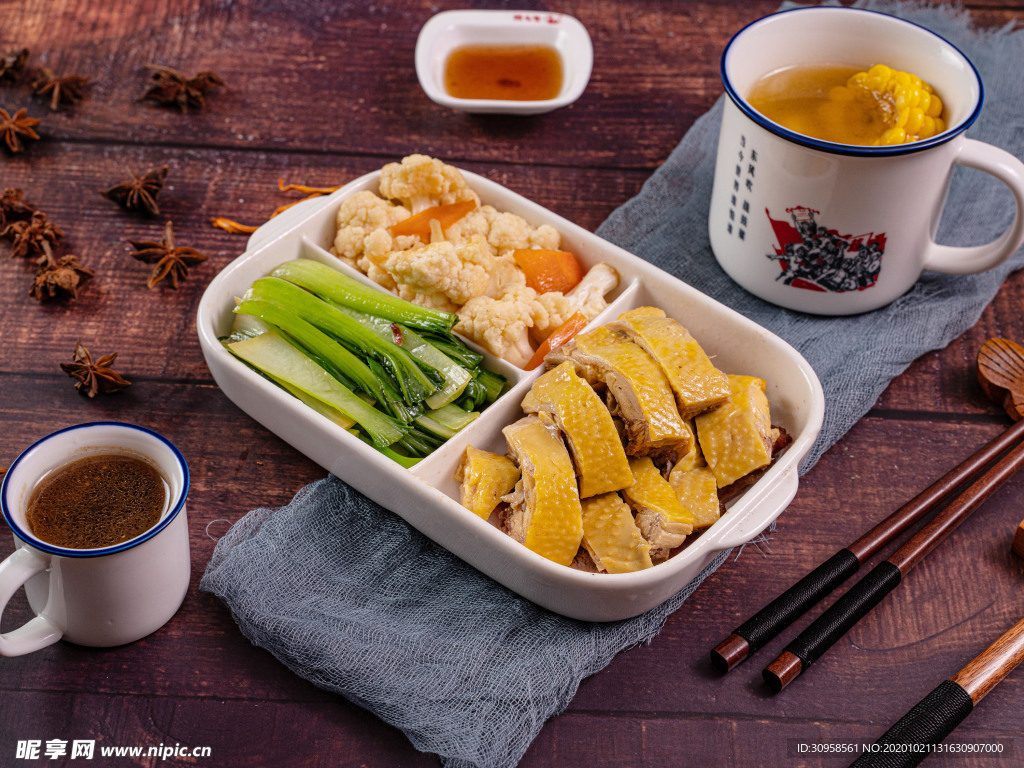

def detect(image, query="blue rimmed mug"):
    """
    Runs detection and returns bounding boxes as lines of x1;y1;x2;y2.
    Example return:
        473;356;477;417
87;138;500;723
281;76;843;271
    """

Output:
0;422;190;655
708;7;1024;315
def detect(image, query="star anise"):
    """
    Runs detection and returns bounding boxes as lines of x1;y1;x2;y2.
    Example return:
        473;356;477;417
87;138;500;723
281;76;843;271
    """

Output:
0;107;41;153
60;341;131;398
128;220;208;289
31;253;94;302
103;165;168;216
3;210;63;260
0;49;29;84
31;67;90;111
0;187;36;230
142;64;223;113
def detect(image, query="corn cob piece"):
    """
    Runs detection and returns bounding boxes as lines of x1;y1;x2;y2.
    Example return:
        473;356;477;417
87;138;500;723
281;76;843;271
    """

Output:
621;456;694;561
668;439;722;530
502;414;583;566
455;446;521;520
609;307;730;418
521;361;634;498
580;493;653;574
840;64;946;145
695;374;774;488
546;326;692;457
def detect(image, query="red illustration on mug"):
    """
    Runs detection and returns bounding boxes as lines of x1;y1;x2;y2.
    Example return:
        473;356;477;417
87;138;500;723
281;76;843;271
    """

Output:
766;206;886;293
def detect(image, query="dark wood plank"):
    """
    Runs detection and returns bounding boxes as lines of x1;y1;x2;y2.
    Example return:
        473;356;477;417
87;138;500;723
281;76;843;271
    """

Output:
3;1;1024;766
0;690;438;767
0;0;778;168
3;1;1016;170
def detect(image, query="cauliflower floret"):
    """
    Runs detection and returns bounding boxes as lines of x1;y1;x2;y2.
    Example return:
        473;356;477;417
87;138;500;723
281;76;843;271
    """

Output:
384;241;490;307
531;263;621;340
445;204;499;249
487;211;561;256
452;235;526;298
332;190;414;267
531;291;573;342
455;285;540;368
445;203;560;258
378;154;480;214
486;253;528;298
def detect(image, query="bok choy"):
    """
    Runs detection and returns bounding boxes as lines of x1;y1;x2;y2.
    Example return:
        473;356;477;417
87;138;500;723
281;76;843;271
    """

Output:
222;257;507;465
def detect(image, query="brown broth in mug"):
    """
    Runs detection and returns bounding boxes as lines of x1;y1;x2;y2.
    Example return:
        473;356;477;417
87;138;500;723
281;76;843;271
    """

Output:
746;64;886;145
444;44;563;101
27;452;167;549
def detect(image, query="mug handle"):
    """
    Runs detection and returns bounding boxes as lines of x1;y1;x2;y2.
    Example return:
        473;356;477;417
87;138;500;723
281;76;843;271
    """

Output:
923;138;1024;275
0;548;63;657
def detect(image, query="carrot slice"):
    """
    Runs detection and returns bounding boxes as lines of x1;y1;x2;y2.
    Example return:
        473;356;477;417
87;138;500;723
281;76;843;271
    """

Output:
513;249;585;294
524;311;588;371
388;200;477;238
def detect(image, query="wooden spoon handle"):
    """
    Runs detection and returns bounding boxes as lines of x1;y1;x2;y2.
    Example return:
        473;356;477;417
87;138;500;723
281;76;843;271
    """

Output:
847;679;974;768
951;615;1024;703
849;616;1024;768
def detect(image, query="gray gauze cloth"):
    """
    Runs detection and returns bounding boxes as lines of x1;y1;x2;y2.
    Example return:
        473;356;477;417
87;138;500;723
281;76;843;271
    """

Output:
200;3;1024;767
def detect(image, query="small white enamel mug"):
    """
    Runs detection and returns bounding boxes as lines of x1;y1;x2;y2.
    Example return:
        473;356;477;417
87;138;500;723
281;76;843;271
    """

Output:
708;7;1024;315
0;422;190;655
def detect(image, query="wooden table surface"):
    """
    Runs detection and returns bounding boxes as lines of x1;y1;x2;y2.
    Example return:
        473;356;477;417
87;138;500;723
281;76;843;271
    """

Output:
2;1;1024;766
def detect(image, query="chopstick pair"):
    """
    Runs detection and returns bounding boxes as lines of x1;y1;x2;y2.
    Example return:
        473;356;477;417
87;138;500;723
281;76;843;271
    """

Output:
710;415;1024;691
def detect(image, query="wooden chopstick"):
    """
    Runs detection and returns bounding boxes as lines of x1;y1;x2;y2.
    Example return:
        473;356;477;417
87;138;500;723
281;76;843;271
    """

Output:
710;416;1024;674
850;615;1024;768
762;433;1024;692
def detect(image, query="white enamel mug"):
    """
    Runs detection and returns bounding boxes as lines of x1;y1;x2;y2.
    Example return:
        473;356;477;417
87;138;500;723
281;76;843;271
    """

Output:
0;422;190;655
708;7;1024;315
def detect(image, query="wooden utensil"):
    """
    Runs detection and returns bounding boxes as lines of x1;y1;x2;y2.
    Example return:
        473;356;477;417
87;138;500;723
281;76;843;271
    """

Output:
980;338;1024;562
711;337;1024;674
977;337;1024;421
848;615;1024;768
759;338;1024;691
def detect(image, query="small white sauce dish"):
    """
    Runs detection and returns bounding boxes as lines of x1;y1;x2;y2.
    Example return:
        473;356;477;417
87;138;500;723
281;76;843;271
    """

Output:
415;9;593;115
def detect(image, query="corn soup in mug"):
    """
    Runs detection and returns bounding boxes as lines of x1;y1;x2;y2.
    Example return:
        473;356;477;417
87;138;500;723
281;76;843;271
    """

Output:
747;63;947;146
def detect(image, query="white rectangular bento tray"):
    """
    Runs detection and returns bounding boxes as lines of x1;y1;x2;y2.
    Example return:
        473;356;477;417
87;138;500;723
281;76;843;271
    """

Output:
197;169;824;622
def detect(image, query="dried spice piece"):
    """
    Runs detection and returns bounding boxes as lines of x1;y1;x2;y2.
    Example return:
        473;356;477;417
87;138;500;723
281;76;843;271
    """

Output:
0;49;29;84
3;210;63;260
103;165;168;216
3;211;63;260
60;341;131;398
31;67;90;111
0;107;41;153
210;216;258;234
274;179;342;216
128;220;208;289
0;187;36;230
31;253;94;302
212;178;342;235
277;178;342;195
142;64;223;113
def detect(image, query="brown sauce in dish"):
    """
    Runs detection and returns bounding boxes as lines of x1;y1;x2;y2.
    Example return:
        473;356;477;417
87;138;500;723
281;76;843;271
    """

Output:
27;453;166;549
444;44;563;101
